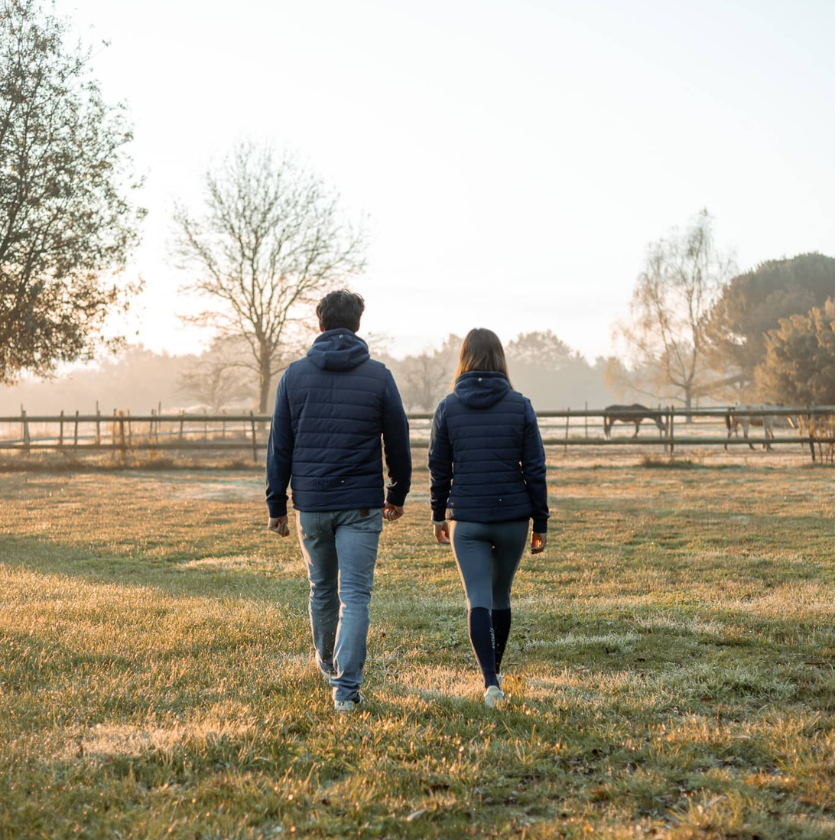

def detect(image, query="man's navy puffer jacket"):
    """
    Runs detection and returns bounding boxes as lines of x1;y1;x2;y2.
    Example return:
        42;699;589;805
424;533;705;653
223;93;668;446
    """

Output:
266;329;411;516
428;371;549;532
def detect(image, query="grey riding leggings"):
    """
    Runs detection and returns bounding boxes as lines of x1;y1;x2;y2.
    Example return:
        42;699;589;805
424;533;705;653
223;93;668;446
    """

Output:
449;520;530;610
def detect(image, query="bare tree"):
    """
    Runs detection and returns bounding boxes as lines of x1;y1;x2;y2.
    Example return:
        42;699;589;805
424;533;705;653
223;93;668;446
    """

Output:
0;0;144;384
177;336;256;410
401;352;449;411
172;142;366;412
614;210;734;414
397;335;462;411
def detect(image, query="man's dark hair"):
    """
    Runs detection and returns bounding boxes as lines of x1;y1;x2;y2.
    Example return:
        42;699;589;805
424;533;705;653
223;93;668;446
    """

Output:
316;290;365;332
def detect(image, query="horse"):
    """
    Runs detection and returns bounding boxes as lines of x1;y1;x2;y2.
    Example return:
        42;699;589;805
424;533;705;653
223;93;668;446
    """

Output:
724;404;795;451
603;404;667;439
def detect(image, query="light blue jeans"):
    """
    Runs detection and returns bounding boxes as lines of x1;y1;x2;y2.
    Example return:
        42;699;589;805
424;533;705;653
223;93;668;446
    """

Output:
296;508;383;702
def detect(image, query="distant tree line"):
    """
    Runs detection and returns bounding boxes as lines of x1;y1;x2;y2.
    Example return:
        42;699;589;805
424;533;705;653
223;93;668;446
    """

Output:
0;330;623;416
381;331;617;412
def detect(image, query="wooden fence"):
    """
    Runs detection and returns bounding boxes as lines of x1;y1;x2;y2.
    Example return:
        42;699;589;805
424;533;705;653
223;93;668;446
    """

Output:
0;406;834;462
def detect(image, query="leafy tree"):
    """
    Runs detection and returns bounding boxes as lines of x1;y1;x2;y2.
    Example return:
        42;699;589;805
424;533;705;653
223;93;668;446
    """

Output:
705;253;835;391
0;0;144;384
754;301;835;406
506;331;576;369
173;141;365;413
614;209;734;414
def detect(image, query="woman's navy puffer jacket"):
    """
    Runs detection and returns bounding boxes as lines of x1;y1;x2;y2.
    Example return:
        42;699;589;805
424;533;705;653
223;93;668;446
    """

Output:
428;371;549;532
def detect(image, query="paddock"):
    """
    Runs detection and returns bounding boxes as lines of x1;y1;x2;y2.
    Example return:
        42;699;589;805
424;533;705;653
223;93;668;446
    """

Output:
0;450;833;839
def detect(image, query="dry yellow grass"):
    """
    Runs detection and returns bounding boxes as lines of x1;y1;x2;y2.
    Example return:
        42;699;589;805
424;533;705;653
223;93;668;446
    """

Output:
0;453;834;839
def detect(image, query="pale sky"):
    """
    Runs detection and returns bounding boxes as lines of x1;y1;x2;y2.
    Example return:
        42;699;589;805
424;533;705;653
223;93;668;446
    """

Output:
66;0;834;362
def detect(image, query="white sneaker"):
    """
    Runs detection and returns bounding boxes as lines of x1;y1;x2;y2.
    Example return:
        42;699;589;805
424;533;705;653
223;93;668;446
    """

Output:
334;694;364;713
484;685;505;709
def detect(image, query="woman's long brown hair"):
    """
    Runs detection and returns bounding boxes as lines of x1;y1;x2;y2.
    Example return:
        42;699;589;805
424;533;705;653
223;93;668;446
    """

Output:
452;328;511;389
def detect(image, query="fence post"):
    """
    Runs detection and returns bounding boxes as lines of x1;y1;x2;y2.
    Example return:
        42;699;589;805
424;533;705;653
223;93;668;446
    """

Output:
179;411;185;442
95;402;101;446
669;406;675;455
222;409;226;440
660;403;667;454
807;409;816;463
74;410;79;451
250;411;258;463
564;408;570;454
203;408;208;441
59;409;64;448
117;410;127;461
21;406;30;455
149;409;155;441
126;410;132;447
584;402;588;438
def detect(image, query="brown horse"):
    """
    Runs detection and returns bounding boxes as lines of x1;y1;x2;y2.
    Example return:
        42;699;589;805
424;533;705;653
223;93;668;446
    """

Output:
604;404;667;439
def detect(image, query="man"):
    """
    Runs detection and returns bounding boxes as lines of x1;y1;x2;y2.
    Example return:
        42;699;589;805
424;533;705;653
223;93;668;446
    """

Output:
266;290;412;713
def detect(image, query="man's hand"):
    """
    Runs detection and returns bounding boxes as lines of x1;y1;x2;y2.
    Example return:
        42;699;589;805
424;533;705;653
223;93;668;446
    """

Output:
530;532;547;554
268;515;290;537
433;521;450;545
382;504;404;522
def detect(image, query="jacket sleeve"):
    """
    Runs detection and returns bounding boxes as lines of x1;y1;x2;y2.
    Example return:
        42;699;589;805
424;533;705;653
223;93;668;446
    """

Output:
428;399;453;522
522;398;549;533
265;371;293;518
381;369;412;506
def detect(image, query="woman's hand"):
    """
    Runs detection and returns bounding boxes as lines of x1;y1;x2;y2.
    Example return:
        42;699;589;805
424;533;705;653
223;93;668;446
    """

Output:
433;521;450;545
530;532;547;554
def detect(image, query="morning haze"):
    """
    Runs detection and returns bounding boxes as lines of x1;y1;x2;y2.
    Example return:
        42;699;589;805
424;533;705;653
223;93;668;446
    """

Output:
0;2;834;837
1;0;834;412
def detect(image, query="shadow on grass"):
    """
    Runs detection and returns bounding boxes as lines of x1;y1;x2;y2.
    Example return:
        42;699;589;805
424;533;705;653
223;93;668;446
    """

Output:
2;532;309;605
2;531;833;716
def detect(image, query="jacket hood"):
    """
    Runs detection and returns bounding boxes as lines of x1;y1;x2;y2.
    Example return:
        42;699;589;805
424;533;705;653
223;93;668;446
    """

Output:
453;370;511;408
306;329;370;371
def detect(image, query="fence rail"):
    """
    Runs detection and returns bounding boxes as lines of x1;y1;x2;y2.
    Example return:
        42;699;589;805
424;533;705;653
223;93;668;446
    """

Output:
0;406;834;462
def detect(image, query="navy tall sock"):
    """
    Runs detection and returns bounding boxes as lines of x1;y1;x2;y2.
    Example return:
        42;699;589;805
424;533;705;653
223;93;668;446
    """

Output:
468;608;499;688
492;608;511;673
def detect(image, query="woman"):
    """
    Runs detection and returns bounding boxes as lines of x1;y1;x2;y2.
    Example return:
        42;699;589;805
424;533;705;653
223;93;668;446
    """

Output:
429;328;549;708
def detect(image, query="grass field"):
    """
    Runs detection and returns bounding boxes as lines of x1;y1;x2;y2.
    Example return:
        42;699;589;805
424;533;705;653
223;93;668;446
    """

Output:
0;454;834;839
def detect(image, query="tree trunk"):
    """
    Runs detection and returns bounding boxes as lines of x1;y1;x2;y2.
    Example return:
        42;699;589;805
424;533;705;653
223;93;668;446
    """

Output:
258;345;272;415
684;389;693;423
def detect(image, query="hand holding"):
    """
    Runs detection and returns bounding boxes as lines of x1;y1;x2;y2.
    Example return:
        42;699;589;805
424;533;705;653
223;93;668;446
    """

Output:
530;532;547;554
268;515;290;537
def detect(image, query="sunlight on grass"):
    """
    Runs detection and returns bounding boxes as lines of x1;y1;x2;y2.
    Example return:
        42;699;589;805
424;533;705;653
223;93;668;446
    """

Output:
0;457;833;839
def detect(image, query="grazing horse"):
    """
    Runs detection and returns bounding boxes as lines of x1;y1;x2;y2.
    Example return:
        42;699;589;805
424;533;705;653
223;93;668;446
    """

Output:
724;404;795;451
603;404;667;439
